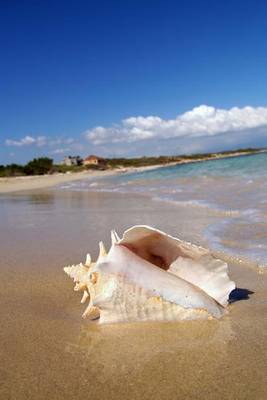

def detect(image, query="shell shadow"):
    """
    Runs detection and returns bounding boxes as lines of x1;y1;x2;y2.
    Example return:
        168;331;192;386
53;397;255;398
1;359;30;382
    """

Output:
229;288;254;304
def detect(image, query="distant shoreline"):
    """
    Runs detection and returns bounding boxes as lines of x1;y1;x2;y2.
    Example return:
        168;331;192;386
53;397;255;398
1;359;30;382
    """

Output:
174;148;266;165
0;149;265;194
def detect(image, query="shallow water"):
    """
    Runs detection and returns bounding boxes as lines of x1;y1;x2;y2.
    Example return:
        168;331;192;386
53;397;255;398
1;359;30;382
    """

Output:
60;153;267;266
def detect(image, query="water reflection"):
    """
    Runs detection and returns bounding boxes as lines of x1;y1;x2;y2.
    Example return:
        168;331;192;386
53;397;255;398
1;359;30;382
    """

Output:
65;318;235;381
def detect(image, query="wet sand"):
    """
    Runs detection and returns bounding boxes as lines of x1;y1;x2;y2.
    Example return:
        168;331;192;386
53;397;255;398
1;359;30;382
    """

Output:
0;189;266;399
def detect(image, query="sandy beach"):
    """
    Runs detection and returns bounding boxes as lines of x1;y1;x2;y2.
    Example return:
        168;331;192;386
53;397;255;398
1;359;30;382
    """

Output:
0;164;171;194
0;169;118;193
0;188;266;400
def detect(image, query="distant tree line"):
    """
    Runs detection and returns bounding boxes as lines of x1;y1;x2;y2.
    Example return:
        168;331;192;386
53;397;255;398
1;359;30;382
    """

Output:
0;157;53;177
0;157;103;177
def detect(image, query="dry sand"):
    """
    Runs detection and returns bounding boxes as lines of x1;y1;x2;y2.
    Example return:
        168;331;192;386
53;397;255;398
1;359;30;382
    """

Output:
0;189;266;399
0;169;117;193
0;165;166;193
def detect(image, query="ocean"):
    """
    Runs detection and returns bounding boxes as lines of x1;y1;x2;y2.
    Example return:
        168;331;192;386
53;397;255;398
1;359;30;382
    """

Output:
60;152;267;267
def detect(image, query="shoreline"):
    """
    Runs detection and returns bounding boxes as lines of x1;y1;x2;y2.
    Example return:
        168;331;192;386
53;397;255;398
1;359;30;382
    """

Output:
0;163;170;194
0;149;265;194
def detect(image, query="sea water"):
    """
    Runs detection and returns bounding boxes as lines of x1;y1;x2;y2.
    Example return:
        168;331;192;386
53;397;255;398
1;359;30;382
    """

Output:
61;152;267;266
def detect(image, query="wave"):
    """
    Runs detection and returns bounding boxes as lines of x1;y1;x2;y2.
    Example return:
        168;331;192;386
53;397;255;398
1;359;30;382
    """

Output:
204;221;267;268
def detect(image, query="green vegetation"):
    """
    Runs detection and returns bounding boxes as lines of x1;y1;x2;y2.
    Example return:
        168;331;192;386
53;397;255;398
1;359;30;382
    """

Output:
106;156;181;168
0;163;24;177
52;164;85;174
0;157;105;177
0;148;265;178
24;157;53;175
0;157;53;177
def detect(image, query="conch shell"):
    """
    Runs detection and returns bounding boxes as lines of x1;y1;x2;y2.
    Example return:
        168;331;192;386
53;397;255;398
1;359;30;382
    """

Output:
64;225;235;324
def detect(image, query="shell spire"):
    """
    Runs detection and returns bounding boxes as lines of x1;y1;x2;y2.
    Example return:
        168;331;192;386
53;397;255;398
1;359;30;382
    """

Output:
111;230;120;245
85;253;91;266
97;241;107;261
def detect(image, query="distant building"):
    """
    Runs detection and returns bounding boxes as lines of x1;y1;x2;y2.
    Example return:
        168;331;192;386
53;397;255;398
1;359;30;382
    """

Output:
61;156;82;166
83;155;107;168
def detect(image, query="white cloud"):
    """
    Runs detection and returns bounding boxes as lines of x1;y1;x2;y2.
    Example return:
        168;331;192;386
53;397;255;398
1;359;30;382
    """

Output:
50;148;71;155
49;138;74;146
84;105;267;145
5;135;75;149
5;135;47;147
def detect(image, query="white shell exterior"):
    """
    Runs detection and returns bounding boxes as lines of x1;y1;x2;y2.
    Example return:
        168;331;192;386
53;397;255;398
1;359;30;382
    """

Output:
64;225;235;324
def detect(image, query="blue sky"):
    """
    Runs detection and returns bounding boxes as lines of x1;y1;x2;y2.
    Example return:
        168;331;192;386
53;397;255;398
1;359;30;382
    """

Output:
1;0;267;164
